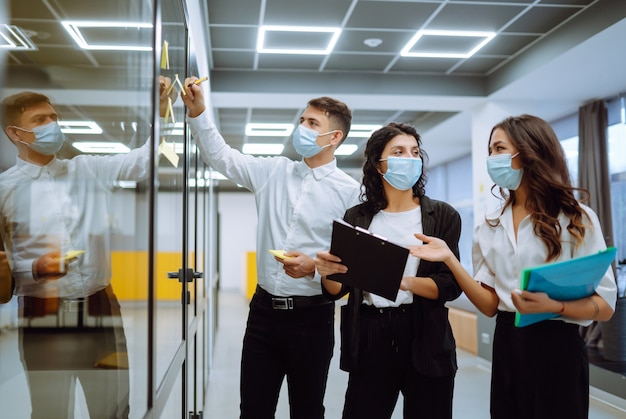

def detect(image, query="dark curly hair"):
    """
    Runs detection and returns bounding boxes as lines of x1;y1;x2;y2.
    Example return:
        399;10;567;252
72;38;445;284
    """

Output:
361;122;428;215
488;114;589;261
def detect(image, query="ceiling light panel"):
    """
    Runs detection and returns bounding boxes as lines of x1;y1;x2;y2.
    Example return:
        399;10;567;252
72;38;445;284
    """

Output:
59;121;103;134
401;30;496;58
335;144;358;156
349;124;382;138
0;24;37;50
245;123;294;137
72;142;130;154
257;25;341;55
242;143;284;155
62;21;153;51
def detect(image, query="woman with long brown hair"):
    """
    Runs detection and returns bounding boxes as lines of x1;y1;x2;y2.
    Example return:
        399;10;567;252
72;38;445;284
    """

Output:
411;114;616;419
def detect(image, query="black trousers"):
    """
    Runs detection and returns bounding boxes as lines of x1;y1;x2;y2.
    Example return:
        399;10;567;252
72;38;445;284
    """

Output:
239;287;335;419
18;286;129;419
491;311;589;419
342;304;454;419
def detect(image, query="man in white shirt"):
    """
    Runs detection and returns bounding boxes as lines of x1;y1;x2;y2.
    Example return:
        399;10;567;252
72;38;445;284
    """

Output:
0;84;173;418
0;249;11;304
181;77;360;419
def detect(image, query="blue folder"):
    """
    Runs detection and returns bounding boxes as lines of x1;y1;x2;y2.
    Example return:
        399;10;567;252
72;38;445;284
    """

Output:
514;247;617;327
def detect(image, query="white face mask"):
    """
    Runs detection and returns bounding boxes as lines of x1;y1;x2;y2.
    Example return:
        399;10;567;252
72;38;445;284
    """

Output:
12;121;66;155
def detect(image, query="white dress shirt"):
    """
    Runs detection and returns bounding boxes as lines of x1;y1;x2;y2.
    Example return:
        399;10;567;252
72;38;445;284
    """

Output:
0;141;150;298
188;111;360;297
472;203;616;326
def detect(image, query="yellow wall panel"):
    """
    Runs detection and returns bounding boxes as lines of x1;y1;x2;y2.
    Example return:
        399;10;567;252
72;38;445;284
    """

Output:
110;251;192;301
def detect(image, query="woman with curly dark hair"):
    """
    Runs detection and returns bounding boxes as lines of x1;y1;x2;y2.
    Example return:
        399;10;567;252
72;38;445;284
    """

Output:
411;114;617;419
315;122;462;419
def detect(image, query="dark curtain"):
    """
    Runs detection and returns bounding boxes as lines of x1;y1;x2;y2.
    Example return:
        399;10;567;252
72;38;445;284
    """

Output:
577;100;615;346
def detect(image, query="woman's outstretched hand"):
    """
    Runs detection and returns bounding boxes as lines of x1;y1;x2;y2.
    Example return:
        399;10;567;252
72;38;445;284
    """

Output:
408;233;453;263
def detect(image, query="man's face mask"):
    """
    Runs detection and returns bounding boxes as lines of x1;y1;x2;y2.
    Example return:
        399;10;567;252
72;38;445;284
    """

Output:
486;152;523;190
12;121;66;156
380;156;423;191
292;125;335;158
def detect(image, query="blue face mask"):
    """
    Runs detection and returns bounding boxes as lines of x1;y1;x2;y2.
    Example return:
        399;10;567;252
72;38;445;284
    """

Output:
380;156;422;191
292;125;335;158
13;121;66;155
487;152;523;190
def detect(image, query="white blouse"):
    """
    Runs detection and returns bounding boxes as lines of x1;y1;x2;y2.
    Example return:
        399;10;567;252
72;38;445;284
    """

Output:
472;203;616;326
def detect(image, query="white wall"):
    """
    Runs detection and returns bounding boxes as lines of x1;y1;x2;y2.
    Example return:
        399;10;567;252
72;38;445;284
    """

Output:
217;192;257;292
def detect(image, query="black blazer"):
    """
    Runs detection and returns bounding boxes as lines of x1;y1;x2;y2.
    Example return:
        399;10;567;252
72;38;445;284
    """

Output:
323;195;462;377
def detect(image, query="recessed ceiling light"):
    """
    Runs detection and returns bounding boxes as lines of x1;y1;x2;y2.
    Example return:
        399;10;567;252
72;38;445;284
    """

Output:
242;143;284;155
0;24;37;50
59;120;103;134
245;123;294;137
257;25;341;55
348;124;382;138
401;29;496;58
162;122;184;137
335;144;358;156
62;20;153;51
72;142;130;154
201;170;227;180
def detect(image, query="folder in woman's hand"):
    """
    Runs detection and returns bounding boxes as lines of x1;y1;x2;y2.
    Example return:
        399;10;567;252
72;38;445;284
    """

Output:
514;247;617;327
327;219;409;301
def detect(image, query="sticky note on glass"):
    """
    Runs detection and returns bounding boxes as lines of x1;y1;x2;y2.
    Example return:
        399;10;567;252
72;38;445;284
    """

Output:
159;138;179;168
161;40;169;69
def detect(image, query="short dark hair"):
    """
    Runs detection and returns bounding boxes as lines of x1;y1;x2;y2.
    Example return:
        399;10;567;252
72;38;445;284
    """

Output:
2;91;52;128
307;97;352;144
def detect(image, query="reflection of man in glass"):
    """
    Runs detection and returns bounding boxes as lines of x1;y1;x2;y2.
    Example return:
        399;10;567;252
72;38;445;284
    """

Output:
0;86;171;418
0;248;11;304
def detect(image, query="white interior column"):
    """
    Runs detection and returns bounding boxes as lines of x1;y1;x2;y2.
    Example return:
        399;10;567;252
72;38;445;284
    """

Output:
471;103;527;227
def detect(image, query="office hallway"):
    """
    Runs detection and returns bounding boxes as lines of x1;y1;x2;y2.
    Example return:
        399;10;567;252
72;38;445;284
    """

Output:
206;290;626;419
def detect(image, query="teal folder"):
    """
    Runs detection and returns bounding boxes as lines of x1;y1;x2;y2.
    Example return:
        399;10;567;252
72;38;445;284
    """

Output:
514;247;617;327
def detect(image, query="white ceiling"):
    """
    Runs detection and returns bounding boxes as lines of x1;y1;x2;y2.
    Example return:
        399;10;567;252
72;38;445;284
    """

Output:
2;0;626;185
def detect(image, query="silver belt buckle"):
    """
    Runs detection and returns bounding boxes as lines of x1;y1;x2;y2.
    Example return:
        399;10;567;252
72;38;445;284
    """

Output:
62;298;86;312
271;297;294;310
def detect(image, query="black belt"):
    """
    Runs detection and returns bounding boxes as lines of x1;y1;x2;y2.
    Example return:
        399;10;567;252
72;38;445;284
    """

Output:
255;285;332;310
360;303;411;317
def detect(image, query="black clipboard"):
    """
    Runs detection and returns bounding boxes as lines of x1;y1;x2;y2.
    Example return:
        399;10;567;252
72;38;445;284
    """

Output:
327;219;409;300
514;247;617;327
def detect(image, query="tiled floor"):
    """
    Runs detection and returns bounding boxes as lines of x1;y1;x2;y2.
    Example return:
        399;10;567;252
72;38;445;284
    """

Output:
206;291;626;419
1;291;625;418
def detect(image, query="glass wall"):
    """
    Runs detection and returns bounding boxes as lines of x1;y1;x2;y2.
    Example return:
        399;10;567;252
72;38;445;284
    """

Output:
0;0;217;417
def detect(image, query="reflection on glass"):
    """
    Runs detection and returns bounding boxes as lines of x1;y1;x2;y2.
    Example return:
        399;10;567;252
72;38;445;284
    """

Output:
155;0;187;388
0;1;154;418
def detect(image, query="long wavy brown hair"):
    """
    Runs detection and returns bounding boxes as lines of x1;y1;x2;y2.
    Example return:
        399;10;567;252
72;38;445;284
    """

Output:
488;114;589;261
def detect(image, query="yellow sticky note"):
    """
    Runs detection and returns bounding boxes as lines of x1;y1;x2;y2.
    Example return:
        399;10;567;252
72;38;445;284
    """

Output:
161;40;169;69
159;138;179;168
62;250;85;260
174;74;186;96
268;250;293;260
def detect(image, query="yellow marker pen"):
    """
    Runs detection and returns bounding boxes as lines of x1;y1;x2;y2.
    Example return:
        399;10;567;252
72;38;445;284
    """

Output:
189;76;208;87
